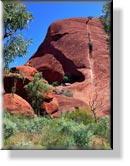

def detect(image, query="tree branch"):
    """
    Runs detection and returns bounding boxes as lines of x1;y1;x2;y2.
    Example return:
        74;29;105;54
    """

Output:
4;29;16;39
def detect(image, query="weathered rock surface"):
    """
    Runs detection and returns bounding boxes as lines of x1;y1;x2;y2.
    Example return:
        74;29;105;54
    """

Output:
26;18;94;83
54;94;88;114
43;90;54;101
43;97;59;114
26;18;110;117
4;66;38;99
4;72;29;99
4;94;35;117
10;66;38;81
50;94;88;118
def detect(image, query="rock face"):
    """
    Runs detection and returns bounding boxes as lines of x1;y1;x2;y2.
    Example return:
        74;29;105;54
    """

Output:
26;18;110;117
43;97;59;114
55;94;87;111
26;18;94;83
4;94;35;117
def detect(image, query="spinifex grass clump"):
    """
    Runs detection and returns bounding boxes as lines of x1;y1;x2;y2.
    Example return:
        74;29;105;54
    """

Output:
24;72;50;115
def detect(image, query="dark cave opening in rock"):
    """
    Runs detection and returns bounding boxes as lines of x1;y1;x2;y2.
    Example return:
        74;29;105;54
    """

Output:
62;73;85;85
47;72;85;87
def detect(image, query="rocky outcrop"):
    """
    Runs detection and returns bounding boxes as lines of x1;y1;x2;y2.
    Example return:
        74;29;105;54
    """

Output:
26;18;95;83
4;66;38;99
26;18;110;117
3;18;110;118
43;97;59;114
4;72;29;100
10;66;38;81
54;94;88;113
50;94;88;118
4;94;35;117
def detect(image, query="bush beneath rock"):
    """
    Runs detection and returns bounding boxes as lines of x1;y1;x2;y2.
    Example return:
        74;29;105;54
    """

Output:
24;72;50;115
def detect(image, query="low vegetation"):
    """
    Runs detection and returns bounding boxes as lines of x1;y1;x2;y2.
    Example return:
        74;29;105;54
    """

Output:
3;109;111;150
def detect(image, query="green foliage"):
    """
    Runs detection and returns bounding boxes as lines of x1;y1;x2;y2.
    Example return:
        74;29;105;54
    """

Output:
102;2;111;18
94;117;110;142
100;17;110;35
61;89;73;97
3;109;110;149
4;35;32;69
16;116;51;133
63;75;69;83
4;111;17;138
52;81;59;87
100;2;111;35
64;109;95;125
2;0;33;68
3;0;33;34
41;117;94;149
4;111;51;135
24;72;50;115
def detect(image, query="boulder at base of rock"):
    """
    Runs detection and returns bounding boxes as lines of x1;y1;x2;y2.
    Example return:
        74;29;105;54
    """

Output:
43;97;59;114
4;73;29;100
4;94;35;117
4;65;38;99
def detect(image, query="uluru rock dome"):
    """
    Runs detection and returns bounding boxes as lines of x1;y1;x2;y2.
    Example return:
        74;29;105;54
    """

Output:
26;17;110;117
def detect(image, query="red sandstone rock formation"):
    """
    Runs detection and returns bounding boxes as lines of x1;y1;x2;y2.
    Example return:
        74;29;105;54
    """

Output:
4;94;35;117
10;66;38;81
4;66;38;99
4;72;29;100
26;18;110;117
43;97;59;114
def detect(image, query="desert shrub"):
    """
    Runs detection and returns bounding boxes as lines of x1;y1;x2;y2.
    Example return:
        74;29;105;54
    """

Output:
4;111;51;137
94;117;110;142
89;135;110;150
64;109;95;125
3;111;17;138
3;110;110;149
24;72;50;115
61;89;73;97
41;117;94;149
18;116;51;133
4;132;33;147
52;81;59;87
73;123;94;148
